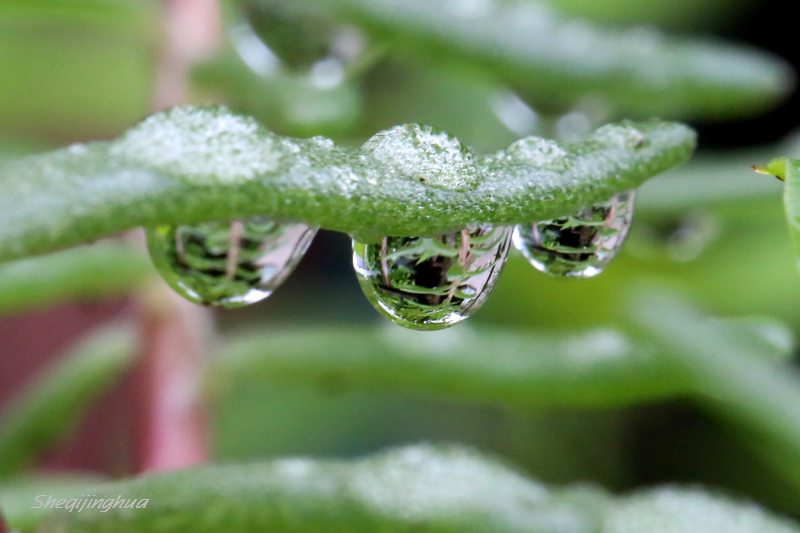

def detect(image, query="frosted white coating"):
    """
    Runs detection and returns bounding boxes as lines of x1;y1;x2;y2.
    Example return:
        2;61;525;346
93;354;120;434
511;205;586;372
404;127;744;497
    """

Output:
605;488;798;533
591;124;647;150
349;445;550;522
110;107;285;185
504;137;569;167
362;124;482;191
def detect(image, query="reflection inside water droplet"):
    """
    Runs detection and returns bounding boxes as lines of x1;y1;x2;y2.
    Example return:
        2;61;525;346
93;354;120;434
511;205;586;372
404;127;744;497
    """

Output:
147;218;317;308
353;226;512;330
513;191;635;278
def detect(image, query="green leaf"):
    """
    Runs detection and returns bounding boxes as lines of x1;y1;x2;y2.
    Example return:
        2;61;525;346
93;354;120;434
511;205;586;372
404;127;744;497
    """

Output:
0;105;695;263
0;0;158;140
631;293;800;493
781;159;800;261
0;475;104;533
0;324;138;478
0;242;153;316
36;445;800;533
36;445;602;533
207;320;790;409
192;55;362;137
273;0;793;119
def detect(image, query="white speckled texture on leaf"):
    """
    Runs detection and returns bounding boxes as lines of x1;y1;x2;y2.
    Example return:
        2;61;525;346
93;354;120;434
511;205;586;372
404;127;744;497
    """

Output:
36;445;800;533
0;106;695;263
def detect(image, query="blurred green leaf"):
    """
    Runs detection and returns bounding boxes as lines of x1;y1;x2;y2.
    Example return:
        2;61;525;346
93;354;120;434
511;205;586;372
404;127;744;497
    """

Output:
360;60;521;152
37;445;606;533
781;159;800;263
208;320;790;409
0;242;153;316
0;105;695;263
0;475;104;533
632;294;800;493
37;444;800;533
0;324;138;478
192;55;362;137
275;0;793;119
0;0;158;141
636;147;787;216
549;0;761;30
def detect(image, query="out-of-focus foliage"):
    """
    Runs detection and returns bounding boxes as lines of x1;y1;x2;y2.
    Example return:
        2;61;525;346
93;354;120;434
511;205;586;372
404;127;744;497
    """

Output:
0;475;103;533
2;0;800;530
242;0;793;120
208;320;792;409
0;243;152;315
0;324;138;478
0;0;158;142
35;445;800;533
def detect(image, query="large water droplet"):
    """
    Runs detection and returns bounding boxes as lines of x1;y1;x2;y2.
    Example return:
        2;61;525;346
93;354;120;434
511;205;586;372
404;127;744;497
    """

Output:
353;226;512;330
147;218;316;308
513;191;635;278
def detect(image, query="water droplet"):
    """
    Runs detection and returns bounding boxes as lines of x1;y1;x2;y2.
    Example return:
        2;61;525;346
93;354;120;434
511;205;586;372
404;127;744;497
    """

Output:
147;218;317;308
362;124;481;191
503;136;568;168
513;191;635;278
353;226;512;330
593;123;648;150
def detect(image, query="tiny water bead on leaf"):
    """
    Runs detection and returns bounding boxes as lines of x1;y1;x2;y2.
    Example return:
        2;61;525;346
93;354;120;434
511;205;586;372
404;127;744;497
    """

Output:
147;218;316;308
353;226;512;330
513;191;636;278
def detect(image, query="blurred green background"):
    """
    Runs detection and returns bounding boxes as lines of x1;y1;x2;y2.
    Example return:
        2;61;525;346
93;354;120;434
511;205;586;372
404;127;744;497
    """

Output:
3;0;800;527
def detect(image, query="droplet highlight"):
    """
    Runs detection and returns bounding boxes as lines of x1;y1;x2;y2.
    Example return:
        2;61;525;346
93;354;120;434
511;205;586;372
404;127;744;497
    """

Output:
147;218;316;308
513;191;636;278
232;0;367;80
353;226;512;330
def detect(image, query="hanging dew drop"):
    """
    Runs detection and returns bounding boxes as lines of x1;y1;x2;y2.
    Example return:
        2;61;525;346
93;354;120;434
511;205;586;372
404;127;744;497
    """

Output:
513;191;636;278
147;218;317;308
353;226;512;330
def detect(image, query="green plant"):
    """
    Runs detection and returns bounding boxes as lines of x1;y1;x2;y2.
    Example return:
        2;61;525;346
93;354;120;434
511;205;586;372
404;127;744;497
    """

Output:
2;0;800;531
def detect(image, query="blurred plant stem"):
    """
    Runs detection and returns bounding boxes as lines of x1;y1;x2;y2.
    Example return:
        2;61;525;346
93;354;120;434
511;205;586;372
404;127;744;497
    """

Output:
133;281;214;472
154;0;222;109
129;0;222;472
